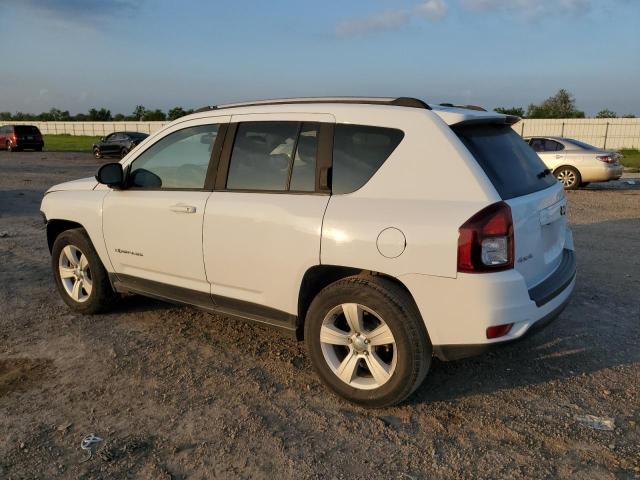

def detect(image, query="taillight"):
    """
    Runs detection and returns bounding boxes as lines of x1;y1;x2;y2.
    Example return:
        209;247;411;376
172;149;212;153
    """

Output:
486;323;513;339
596;155;615;164
457;202;514;273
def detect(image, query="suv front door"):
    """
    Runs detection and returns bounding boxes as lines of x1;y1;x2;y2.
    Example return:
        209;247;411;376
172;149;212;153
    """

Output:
203;113;334;323
102;116;230;305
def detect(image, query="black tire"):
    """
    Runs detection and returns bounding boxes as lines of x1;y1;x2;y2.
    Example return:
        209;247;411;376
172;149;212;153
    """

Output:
120;148;129;158
93;148;102;159
51;228;118;314
554;166;581;190
304;274;431;408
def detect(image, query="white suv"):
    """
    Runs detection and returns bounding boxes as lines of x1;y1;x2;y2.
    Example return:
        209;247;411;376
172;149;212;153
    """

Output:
41;97;576;407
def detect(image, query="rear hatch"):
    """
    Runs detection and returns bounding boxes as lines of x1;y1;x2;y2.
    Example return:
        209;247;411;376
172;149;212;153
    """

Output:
15;125;42;142
453;122;568;288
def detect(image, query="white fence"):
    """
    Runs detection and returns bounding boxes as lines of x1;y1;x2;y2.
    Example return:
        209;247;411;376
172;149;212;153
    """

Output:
513;118;640;149
1;118;639;149
0;121;168;136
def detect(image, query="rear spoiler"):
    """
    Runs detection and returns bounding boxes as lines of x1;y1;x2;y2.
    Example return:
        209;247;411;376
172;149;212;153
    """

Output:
430;104;521;127
452;115;521;127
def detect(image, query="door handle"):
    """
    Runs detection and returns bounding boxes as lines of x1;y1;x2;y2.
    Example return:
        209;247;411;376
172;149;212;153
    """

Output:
556;155;562;159
169;204;197;214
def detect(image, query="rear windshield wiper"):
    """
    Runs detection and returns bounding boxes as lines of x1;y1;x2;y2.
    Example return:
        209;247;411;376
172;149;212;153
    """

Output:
537;168;552;179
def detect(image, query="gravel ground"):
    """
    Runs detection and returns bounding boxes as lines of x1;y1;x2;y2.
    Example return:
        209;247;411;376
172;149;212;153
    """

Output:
1;151;639;480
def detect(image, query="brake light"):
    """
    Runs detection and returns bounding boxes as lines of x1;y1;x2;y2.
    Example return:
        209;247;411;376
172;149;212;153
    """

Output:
486;323;513;339
457;202;514;273
596;155;615;164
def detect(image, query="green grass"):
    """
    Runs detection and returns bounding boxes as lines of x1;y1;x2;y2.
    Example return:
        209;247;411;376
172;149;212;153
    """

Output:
43;134;101;152
619;149;640;170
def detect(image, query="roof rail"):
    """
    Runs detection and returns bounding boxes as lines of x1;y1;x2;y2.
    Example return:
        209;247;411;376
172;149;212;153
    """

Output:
439;103;487;112
194;105;217;113
194;96;431;112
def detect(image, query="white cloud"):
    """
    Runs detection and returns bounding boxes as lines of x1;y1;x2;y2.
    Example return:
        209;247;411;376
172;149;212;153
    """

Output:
415;0;448;21
336;1;449;37
461;0;591;18
336;10;410;37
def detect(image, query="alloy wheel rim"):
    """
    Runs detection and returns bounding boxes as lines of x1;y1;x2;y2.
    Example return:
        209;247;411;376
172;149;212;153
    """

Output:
58;245;93;303
557;170;576;187
320;303;397;390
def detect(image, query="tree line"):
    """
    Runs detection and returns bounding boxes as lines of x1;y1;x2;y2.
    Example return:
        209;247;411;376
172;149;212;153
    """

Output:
0;90;636;121
494;89;636;119
0;105;194;122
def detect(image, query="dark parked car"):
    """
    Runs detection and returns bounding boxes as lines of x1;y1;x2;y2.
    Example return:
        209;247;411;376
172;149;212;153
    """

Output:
92;131;149;159
0;125;44;152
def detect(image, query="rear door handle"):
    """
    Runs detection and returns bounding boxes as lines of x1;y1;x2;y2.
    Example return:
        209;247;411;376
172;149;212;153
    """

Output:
555;155;563;159
170;204;197;214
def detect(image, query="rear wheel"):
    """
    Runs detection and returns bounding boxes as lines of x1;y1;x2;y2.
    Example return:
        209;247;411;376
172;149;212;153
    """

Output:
6;141;13;152
52;228;118;314
305;275;431;407
555;166;581;190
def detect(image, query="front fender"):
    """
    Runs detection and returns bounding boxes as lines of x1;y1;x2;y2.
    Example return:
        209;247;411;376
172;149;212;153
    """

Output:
41;190;114;272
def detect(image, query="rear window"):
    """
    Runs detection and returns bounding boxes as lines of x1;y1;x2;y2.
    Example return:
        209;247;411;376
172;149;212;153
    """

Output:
15;125;41;135
454;125;556;199
562;138;598;150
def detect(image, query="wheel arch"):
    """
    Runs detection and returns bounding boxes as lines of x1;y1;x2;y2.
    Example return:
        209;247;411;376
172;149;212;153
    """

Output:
296;264;425;341
553;164;582;176
46;219;85;252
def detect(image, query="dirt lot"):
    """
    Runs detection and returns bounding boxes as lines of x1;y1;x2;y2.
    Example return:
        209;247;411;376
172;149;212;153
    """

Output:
1;151;638;479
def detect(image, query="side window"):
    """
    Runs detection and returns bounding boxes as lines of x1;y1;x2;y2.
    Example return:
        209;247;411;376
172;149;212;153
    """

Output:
129;124;218;189
332;124;404;194
544;139;564;151
530;138;545;152
289;123;319;192
226;122;299;191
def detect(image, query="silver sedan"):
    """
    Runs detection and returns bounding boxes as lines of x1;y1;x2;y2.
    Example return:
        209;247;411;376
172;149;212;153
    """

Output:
524;136;624;189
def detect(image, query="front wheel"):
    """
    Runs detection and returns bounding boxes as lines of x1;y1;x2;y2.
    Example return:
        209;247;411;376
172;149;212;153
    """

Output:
305;275;431;407
555;166;581;190
7;141;13;152
120;147;129;158
93;148;102;159
52;228;118;314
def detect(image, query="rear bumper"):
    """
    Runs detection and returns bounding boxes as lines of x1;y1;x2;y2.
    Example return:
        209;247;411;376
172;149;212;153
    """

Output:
16;141;44;150
433;294;571;361
400;249;577;361
582;163;623;182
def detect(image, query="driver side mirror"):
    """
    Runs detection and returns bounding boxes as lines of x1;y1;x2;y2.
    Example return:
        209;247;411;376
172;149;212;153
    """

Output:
96;162;124;188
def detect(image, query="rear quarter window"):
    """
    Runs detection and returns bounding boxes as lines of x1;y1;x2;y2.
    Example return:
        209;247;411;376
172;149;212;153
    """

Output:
332;125;404;194
454;125;557;200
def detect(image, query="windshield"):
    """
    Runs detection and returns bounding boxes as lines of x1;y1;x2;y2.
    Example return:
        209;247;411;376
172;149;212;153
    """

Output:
454;125;557;199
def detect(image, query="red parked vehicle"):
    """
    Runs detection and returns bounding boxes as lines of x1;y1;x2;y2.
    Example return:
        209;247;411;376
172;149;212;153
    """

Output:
0;125;44;152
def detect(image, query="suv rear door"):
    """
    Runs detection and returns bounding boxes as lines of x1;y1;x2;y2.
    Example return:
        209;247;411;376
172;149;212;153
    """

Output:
203;113;334;321
454;125;571;289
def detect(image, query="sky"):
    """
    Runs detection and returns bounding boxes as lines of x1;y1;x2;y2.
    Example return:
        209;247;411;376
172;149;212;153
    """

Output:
0;0;638;117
